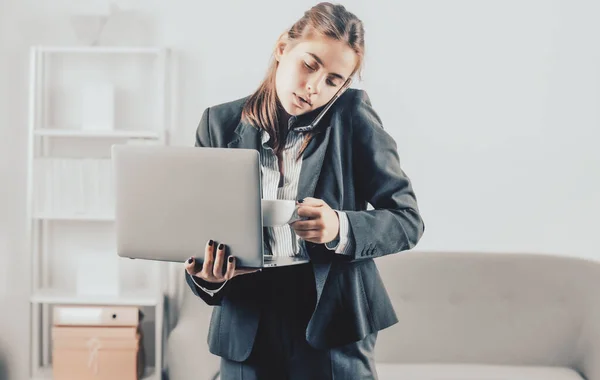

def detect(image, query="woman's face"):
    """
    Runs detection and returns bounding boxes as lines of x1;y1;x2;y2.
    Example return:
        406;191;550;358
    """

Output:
274;34;358;116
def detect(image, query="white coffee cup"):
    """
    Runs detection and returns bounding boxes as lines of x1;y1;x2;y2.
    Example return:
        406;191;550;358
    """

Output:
261;199;301;227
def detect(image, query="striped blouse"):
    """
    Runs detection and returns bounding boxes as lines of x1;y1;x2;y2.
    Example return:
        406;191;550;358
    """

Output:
259;116;351;258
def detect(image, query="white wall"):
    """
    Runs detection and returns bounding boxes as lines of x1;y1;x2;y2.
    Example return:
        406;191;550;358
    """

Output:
1;0;599;378
375;1;600;257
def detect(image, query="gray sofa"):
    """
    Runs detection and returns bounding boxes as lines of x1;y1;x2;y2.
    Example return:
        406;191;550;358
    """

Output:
167;251;600;379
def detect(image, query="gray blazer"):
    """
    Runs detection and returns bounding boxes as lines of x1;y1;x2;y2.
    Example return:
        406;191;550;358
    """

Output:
186;89;425;361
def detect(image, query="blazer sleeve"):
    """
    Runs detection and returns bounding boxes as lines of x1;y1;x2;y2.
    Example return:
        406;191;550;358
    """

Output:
185;270;228;306
343;90;425;260
195;107;212;147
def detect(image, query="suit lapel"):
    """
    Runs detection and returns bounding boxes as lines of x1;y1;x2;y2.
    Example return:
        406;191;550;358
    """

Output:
297;127;332;201
229;115;333;198
296;127;335;315
227;120;261;150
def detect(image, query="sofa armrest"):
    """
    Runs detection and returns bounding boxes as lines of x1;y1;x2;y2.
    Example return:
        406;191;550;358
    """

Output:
577;297;600;380
166;316;220;380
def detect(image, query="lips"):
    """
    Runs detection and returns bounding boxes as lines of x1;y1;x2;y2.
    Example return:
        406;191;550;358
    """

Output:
294;93;311;107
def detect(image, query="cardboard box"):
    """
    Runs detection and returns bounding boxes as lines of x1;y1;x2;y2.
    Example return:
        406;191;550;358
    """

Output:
52;306;144;380
53;305;140;327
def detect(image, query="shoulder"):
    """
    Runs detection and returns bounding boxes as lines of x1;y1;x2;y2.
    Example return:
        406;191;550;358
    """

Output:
336;88;371;108
336;88;362;110
336;88;378;123
335;88;383;134
197;95;251;143
204;95;250;126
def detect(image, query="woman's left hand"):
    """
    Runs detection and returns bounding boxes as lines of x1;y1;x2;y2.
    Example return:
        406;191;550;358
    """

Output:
290;197;340;244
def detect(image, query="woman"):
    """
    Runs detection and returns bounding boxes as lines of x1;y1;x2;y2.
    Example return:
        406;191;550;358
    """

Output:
184;2;424;379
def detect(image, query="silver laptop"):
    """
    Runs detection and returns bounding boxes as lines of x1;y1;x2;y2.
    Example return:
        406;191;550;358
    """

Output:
111;144;309;268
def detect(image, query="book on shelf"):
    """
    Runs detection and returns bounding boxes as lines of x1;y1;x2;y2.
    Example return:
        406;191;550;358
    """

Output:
34;158;114;217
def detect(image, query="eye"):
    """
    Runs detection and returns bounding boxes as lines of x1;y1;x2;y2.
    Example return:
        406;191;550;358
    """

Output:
303;61;316;71
326;79;337;87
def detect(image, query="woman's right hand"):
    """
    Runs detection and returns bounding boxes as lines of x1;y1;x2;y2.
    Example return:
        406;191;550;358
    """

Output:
184;239;260;284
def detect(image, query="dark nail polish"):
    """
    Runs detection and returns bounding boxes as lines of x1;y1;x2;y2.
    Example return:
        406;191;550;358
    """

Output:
228;256;234;263
297;199;304;203
187;257;193;264
218;243;224;250
208;239;213;246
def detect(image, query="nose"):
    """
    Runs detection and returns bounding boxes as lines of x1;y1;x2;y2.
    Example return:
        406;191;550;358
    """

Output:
306;73;326;95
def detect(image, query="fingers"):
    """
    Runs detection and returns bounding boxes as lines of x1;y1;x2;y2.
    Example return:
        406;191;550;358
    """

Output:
184;240;261;282
224;255;236;280
201;239;215;277
292;219;323;232
296;205;322;220
294;230;321;241
297;197;324;207
184;256;199;276
213;243;226;279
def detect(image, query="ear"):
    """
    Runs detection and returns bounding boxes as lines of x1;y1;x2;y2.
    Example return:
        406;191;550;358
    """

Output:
274;32;289;62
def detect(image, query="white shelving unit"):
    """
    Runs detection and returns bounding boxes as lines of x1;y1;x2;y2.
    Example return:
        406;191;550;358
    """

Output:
26;45;171;380
32;367;158;380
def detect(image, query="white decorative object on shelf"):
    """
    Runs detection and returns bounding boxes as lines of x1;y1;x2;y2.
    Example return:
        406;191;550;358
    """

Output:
69;14;109;46
81;83;115;131
76;251;120;297
69;3;155;47
99;3;155;46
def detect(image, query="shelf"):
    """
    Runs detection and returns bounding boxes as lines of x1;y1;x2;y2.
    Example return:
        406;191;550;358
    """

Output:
33;214;115;221
35;46;165;55
34;129;161;139
31;288;162;306
33;366;157;380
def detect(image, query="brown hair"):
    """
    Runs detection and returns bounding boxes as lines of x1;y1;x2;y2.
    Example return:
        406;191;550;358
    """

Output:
241;2;365;160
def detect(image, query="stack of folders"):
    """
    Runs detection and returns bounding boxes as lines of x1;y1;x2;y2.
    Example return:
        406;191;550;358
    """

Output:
52;305;145;380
